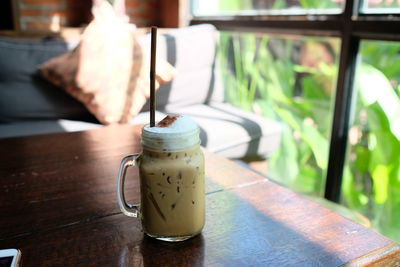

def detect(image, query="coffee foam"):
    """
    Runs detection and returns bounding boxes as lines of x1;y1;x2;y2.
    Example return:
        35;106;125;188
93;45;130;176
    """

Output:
141;115;200;151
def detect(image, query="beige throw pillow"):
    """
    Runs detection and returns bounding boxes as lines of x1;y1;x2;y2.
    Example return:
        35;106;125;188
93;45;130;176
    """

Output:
39;1;175;124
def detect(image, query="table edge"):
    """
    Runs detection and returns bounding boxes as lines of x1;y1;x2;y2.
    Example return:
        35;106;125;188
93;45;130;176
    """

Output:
343;242;400;266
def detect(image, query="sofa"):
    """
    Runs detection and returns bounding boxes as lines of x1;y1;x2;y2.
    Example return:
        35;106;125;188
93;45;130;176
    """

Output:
0;24;281;160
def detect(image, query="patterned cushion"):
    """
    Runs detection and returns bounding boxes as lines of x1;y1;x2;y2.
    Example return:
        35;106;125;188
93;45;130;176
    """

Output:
39;1;175;125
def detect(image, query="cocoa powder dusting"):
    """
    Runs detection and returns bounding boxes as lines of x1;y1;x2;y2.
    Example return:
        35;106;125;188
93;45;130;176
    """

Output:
156;115;180;127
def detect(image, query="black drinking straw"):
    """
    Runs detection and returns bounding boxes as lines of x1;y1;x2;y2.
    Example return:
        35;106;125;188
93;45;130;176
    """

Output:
150;26;157;127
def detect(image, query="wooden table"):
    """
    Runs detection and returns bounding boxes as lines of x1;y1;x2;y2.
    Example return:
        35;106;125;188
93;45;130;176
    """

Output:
0;125;399;266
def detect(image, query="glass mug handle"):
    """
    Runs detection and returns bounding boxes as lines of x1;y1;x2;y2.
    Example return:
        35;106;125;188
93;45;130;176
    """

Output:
117;154;140;217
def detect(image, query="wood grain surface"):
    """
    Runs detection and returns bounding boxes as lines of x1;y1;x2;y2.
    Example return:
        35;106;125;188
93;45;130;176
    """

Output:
0;125;399;266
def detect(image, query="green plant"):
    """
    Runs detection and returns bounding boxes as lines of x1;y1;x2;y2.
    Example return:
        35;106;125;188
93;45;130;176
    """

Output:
342;42;400;242
219;32;337;195
217;0;341;11
218;33;400;242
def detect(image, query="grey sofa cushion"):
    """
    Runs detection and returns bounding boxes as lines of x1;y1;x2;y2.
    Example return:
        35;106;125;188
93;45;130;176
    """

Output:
138;24;224;112
131;103;282;159
0;119;100;139
0;37;95;123
169;103;282;159
0;103;281;160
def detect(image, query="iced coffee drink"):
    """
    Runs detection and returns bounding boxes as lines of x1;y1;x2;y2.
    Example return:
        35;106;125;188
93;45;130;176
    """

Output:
117;115;205;242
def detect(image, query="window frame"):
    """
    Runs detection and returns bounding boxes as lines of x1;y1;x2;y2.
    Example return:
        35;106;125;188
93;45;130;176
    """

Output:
189;0;400;202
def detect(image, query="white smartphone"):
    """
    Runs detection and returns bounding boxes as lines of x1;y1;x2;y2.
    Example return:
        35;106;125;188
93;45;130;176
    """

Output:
0;249;21;267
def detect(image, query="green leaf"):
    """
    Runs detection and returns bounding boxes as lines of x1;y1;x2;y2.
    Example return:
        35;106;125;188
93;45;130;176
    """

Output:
366;102;391;133
371;165;390;204
268;126;299;185
296;164;322;195
341;166;368;208
291;99;332;135
302;76;328;99
357;64;400;139
254;99;278;120
361;41;400;79
300;122;329;169
219;0;251;10
369;131;400;170
272;0;285;9
354;146;370;173
274;106;328;169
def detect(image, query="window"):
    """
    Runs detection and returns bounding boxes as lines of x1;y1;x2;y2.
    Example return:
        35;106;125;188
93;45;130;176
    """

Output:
361;0;400;13
190;0;400;242
192;0;344;16
342;40;400;242
218;31;340;196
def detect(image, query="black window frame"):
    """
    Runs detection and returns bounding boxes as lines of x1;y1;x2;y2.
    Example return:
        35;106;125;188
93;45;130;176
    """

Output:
189;0;400;203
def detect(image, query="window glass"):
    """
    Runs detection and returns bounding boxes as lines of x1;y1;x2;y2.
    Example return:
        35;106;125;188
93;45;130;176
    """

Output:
341;40;400;243
361;0;400;13
191;0;344;16
218;31;340;196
